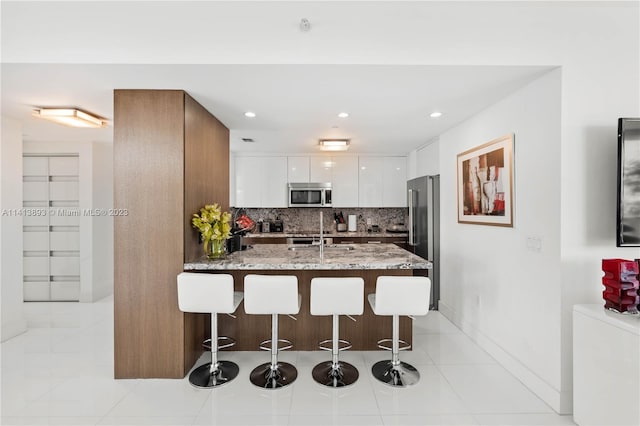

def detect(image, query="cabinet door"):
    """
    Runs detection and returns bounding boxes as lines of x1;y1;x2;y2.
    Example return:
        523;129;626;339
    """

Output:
331;156;359;207
358;157;384;207
383;157;407;207
262;157;288;208
287;157;309;183
309;156;333;183
235;157;263;207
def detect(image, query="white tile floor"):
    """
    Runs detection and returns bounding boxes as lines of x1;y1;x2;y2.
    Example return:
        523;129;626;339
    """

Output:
1;296;576;426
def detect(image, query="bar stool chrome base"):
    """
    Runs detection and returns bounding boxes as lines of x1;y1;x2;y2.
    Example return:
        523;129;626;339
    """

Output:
371;360;420;387
189;361;240;388
250;362;298;389
312;361;359;387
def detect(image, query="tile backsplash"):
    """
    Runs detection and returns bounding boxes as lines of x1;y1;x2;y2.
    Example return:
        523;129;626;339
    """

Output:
232;207;408;233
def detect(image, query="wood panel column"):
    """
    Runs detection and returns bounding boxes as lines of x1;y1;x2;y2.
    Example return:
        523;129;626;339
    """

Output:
114;90;229;378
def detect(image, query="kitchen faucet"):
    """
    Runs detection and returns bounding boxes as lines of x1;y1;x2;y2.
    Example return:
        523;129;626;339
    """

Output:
319;211;324;258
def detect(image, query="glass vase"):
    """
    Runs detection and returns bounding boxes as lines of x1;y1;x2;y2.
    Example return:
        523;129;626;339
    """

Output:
205;238;226;259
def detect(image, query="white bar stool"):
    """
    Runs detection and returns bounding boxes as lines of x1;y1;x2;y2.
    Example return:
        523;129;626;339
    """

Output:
310;277;364;387
368;276;431;387
177;272;243;388
244;274;301;389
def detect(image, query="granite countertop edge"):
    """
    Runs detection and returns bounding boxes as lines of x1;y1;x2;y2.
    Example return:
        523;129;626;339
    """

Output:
244;231;408;238
184;243;431;271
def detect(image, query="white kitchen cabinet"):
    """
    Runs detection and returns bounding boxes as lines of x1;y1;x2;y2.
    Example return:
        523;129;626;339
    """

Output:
309;156;333;183
287;157;309;183
234;154;404;208
235;156;288;207
331;156;359;207
263;157;288;207
358;156;407;207
383;157;407;207
235;156;263;207
358;157;384;207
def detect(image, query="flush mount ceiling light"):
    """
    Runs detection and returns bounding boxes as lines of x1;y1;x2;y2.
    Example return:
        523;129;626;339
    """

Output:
337;112;349;118
319;139;350;151
429;111;443;118
244;111;256;118
32;108;106;128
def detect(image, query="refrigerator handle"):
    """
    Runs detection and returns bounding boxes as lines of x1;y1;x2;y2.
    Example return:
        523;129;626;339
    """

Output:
408;189;415;246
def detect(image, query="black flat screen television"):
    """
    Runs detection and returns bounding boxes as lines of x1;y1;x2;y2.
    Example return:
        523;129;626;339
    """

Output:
617;117;640;247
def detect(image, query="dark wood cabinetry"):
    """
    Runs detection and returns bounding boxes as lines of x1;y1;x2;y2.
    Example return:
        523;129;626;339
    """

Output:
114;90;229;379
333;236;409;249
243;236;287;244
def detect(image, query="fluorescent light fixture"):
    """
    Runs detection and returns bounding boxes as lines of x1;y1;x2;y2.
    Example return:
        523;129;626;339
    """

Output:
319;139;350;151
32;108;106;128
429;111;443;118
338;112;349;118
244;111;256;118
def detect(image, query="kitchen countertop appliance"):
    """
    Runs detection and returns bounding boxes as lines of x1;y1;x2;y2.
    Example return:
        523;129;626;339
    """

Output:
408;175;440;310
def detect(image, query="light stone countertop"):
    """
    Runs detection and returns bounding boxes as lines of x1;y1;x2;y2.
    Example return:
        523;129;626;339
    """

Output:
243;231;408;238
184;243;430;270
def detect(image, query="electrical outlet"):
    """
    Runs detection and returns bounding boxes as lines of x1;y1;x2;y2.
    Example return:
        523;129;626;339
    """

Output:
366;218;372;225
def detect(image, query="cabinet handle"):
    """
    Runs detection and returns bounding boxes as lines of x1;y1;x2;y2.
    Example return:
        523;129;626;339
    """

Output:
367;241;382;244
341;241;355;244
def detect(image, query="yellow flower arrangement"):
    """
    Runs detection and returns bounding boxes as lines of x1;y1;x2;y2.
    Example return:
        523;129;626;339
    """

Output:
192;204;232;258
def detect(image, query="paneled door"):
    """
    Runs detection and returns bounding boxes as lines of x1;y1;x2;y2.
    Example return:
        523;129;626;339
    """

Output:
23;155;80;301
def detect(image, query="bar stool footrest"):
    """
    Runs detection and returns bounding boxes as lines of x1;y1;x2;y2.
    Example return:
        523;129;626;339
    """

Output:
202;336;236;351
318;338;352;352
376;338;411;351
259;338;293;352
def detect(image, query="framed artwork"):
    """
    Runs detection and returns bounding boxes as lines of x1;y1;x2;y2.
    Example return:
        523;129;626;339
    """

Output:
617;118;640;247
457;134;514;227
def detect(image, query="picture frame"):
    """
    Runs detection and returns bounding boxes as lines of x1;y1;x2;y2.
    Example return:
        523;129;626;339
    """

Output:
457;134;514;227
617;118;640;247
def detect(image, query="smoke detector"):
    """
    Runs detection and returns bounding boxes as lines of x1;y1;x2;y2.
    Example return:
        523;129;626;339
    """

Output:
300;18;311;32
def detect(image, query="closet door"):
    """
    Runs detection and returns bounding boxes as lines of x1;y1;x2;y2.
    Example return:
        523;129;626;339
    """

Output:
22;155;80;301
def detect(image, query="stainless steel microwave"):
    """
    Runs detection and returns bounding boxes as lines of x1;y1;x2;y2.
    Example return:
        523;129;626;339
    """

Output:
288;182;332;207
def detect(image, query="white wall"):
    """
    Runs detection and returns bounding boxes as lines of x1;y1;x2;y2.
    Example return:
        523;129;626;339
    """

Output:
91;142;114;301
23;141;114;302
1;117;27;341
438;68;564;410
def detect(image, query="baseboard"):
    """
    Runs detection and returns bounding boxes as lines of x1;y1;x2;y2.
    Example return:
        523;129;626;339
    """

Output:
1;318;27;342
438;301;571;414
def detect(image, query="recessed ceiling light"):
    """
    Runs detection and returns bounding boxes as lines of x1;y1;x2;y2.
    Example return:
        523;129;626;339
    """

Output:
429;111;443;118
32;108;107;128
338;112;349;118
244;111;256;118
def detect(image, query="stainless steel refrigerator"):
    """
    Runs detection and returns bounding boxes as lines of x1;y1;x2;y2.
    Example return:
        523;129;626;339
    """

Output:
407;175;440;310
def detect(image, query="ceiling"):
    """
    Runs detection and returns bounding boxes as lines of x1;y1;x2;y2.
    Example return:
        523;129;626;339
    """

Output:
1;63;551;154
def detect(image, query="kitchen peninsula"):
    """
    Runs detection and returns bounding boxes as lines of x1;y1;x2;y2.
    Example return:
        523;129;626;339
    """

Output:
184;243;430;351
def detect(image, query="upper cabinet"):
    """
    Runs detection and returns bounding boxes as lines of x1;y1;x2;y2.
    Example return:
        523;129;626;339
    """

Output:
287;157;310;182
309;157;333;183
358;157;384;207
235;156;288;207
382;157;407;207
359;156;407;207
233;154;405;208
331;156;359;207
